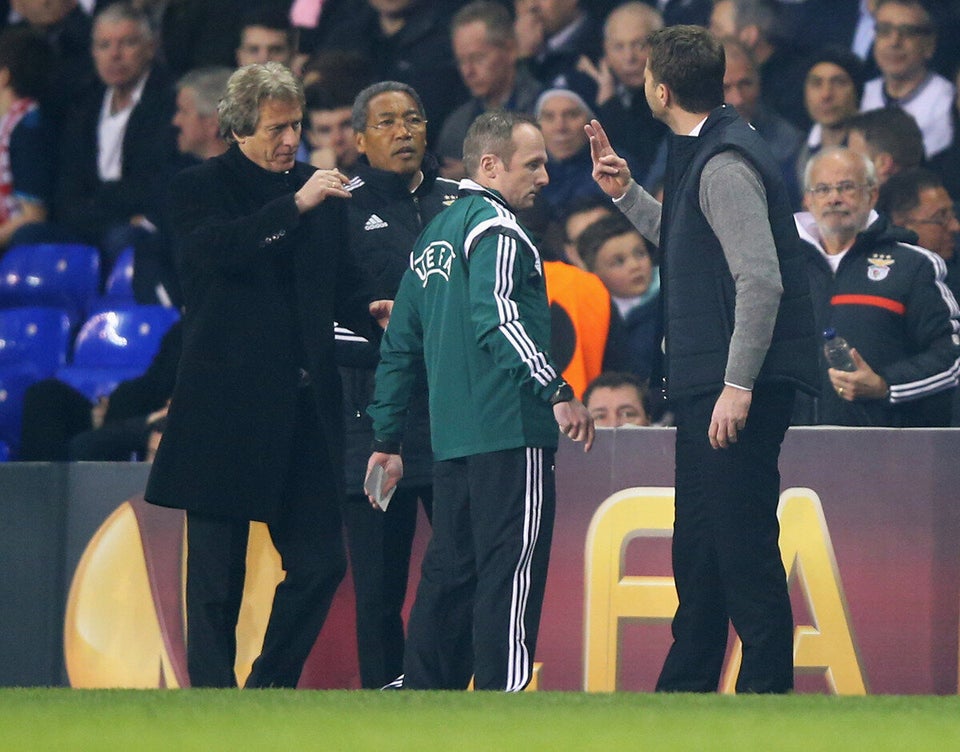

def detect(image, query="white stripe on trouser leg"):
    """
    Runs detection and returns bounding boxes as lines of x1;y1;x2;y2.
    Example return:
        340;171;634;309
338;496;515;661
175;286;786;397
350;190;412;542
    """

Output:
506;447;543;691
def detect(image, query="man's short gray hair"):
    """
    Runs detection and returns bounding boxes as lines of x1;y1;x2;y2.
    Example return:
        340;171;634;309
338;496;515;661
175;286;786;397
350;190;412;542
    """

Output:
462;110;538;178
93;1;154;41
803;145;878;192
178;66;233;118
218;62;304;144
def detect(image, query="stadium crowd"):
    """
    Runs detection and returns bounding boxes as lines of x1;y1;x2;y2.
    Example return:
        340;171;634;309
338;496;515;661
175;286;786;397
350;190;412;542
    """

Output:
1;0;959;690
2;0;958;440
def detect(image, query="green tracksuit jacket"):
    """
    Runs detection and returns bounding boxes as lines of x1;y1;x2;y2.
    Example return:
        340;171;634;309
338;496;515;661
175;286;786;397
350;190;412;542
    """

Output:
368;179;563;461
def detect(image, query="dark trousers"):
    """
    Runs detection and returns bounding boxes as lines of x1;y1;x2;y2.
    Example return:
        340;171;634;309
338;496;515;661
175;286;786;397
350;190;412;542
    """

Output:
342;486;433;688
185;390;347;688
656;384;796;694
402;447;555;691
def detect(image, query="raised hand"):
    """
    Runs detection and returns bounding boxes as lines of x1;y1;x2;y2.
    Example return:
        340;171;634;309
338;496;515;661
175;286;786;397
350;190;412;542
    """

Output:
585;119;632;200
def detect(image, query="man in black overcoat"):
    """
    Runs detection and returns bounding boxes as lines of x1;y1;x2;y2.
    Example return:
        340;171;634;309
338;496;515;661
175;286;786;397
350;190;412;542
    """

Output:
145;62;389;688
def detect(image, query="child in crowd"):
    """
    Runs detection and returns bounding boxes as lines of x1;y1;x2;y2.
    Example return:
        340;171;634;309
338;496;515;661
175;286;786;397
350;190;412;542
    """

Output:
577;213;660;385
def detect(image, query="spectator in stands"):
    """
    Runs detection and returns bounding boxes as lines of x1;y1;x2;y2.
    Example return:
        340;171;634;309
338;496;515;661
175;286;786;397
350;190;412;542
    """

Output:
659;0;712;27
796;47;865;183
845;106;924;186
436;0;543;180
0;27;56;250
532;193;631;400
577;212;660;385
97;0;240;78
559;192;614;268
336;80;455;689
577;2;668;181
535;86;607;217
769;0;875;69
235;4;296;70
930;66;960;201
515;0;603;88
11;0;94;125
709;0;811;129
880;167;960;301
18;318;181;461
793;146;960;426
539;248;619;402
130;65;232;307
860;0;954;159
302;83;359;174
172;66;231;163
720;36;803;207
297;49;374;166
319;0;468;144
53;2;179;275
300;48;373;93
583;370;650;427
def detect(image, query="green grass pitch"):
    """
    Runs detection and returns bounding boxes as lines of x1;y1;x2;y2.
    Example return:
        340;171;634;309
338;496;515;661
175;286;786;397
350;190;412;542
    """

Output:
3;690;960;751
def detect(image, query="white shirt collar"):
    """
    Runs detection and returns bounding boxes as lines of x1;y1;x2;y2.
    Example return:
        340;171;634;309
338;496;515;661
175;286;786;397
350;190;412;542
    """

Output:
688;115;709;137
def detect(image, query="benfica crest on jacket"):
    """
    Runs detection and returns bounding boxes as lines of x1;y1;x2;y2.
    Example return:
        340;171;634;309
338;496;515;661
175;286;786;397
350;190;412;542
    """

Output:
867;253;894;281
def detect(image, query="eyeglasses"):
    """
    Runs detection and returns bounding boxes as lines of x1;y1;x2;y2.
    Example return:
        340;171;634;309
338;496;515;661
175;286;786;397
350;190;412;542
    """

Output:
905;207;957;227
874;22;934;39
806;181;872;199
364;115;427;133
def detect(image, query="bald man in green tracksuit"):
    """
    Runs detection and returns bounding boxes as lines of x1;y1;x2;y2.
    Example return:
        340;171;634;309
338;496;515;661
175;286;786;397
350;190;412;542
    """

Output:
366;111;594;691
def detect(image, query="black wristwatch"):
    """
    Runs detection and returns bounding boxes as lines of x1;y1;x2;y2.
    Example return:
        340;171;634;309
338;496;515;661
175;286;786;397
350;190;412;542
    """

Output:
549;381;575;406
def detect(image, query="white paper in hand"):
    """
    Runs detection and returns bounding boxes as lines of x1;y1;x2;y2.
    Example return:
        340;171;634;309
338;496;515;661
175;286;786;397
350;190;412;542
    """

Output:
363;463;396;511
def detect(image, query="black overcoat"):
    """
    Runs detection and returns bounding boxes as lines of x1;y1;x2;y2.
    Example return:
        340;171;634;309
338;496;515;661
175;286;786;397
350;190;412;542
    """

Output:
144;146;374;523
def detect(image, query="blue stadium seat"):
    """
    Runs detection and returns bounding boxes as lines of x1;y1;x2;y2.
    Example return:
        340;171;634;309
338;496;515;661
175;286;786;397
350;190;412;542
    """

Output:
0;243;100;325
0;306;72;378
55;364;145;403
55;305;180;402
70;305;179;368
101;246;136;304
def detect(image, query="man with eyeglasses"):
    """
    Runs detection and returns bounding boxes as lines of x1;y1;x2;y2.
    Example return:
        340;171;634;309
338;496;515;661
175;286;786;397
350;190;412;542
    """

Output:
793;147;960;427
336;80;460;688
860;0;954;158
881;167;960;302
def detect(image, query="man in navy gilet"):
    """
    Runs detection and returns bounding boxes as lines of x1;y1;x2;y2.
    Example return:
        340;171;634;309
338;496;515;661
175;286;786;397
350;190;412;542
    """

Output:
587;25;818;693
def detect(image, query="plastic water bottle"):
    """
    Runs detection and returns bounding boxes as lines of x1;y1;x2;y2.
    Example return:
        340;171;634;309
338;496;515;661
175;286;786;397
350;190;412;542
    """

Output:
822;328;857;372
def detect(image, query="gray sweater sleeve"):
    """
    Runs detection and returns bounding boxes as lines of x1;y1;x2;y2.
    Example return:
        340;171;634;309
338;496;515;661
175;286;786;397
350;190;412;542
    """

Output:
613;180;662;246
612;154;783;390
699;151;783;389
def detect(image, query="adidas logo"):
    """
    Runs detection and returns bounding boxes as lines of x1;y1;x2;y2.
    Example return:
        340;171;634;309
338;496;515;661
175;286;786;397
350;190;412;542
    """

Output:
364;214;388;231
